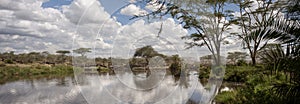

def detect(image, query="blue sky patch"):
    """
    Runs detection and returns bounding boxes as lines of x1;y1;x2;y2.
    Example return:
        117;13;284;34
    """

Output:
42;0;73;9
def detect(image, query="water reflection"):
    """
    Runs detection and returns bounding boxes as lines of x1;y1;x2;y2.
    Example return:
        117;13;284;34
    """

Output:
0;73;217;104
0;77;86;104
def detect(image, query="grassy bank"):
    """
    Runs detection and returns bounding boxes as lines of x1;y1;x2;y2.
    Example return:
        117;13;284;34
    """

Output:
214;65;298;104
0;64;73;78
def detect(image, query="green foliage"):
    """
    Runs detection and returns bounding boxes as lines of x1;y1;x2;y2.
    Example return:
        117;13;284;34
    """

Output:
139;0;234;66
56;50;70;55
272;82;300;103
232;0;283;66
130;58;147;68
0;65;73;77
236;60;247;66
97;66;110;73
216;69;288;104
0;62;5;67
133;45;162;59
73;48;91;57
215;61;300;103
224;66;259;82
0;51;73;65
199;65;210;80
254;10;300;102
4;59;13;64
215;91;238;104
236;73;289;104
168;55;181;76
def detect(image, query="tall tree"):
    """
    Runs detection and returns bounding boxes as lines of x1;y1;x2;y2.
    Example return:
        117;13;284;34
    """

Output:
133;45;161;63
181;0;234;66
56;50;70;56
73;48;91;57
56;50;70;63
232;0;283;65
28;52;40;63
257;5;300;102
169;54;181;76
133;45;162;76
134;0;234;66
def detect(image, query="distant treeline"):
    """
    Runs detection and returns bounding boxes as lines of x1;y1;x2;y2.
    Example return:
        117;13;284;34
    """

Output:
0;51;72;65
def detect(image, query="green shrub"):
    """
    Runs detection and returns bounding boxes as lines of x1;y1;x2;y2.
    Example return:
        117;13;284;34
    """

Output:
236;60;247;66
169;62;181;76
215;91;239;104
4;59;13;64
0;65;73;77
0;62;5;67
224;66;258;82
98;67;110;73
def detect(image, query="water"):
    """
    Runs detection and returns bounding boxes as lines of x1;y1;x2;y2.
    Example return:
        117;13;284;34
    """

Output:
0;73;218;104
0;76;87;104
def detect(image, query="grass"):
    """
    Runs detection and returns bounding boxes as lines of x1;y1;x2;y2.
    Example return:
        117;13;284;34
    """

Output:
215;91;239;104
0;74;74;85
0;64;73;77
0;64;74;85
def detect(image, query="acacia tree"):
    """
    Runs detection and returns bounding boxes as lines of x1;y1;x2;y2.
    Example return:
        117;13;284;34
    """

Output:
133;1;234;100
56;50;70;56
136;0;234;66
56;50;70;63
73;48;91;57
182;0;235;66
132;45;163;76
133;45;162;64
1;51;15;64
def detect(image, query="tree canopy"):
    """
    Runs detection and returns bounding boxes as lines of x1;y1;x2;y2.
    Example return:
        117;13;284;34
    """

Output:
56;50;70;56
73;48;91;57
133;45;161;59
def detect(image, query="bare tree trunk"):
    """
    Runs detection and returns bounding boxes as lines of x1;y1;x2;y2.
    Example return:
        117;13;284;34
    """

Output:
251;56;256;66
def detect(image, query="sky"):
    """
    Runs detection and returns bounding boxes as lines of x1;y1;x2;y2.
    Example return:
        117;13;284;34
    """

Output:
0;0;244;58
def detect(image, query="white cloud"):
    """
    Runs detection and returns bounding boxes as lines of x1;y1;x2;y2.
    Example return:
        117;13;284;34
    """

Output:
120;4;147;16
62;0;111;24
0;0;120;54
111;18;189;58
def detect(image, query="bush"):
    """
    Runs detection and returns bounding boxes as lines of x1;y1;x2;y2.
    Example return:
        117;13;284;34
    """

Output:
215;91;239;104
4;59;13;64
0;65;73;77
0;62;5;67
169;62;181;76
199;65;210;79
236;60;247;66
224;66;259;82
216;67;289;104
98;66;110;73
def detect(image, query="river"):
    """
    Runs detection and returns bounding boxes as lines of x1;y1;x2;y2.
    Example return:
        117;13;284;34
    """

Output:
0;72;222;104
